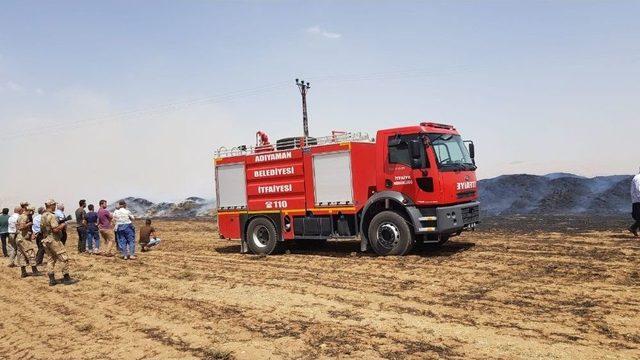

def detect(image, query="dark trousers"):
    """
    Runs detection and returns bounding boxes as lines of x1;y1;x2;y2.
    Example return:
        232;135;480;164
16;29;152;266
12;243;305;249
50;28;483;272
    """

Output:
77;227;87;253
61;229;67;245
35;233;45;265
1;233;8;257
632;203;640;231
115;229;122;252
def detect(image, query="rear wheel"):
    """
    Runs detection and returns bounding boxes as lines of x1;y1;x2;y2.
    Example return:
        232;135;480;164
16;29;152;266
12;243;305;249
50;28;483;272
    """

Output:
368;211;414;256
246;217;279;255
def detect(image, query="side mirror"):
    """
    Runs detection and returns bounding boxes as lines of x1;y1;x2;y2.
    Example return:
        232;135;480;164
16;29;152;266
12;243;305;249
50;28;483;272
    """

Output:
409;139;425;168
409;139;422;159
464;140;475;159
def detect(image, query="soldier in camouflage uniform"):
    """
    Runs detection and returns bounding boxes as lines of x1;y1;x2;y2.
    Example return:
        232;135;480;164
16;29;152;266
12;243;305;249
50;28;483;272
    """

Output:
16;204;40;277
41;199;78;286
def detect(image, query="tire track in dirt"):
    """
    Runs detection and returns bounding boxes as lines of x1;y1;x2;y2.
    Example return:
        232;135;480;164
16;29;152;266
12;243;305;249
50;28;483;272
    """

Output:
118;246;638;353
133;231;640;352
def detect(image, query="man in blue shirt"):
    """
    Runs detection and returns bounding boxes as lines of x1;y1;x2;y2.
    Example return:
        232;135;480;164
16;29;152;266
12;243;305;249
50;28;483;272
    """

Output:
0;208;9;257
85;204;100;254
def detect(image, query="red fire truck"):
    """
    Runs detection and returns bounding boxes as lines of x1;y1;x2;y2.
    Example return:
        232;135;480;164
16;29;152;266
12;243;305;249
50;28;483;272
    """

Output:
214;122;479;256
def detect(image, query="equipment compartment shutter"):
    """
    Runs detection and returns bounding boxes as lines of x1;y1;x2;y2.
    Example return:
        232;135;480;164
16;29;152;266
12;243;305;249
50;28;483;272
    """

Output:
216;163;247;209
313;151;353;205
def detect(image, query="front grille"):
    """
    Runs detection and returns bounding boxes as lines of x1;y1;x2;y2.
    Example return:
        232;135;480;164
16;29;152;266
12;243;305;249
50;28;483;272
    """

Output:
461;205;480;224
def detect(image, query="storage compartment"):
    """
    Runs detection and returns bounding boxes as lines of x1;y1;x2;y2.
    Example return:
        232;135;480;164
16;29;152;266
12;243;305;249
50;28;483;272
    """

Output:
312;151;354;206
216;163;247;209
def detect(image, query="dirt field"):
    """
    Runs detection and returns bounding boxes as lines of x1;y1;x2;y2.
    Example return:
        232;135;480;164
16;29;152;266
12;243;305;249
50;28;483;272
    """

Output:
1;217;639;359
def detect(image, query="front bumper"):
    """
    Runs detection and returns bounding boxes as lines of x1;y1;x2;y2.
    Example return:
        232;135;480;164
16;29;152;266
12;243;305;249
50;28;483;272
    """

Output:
407;201;480;234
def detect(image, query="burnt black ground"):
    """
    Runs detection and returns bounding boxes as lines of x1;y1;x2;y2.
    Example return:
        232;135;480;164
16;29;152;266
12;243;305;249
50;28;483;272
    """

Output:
480;215;633;235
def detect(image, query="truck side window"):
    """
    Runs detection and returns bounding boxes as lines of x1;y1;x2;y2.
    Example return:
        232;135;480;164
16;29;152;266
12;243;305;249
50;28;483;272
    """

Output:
388;137;411;167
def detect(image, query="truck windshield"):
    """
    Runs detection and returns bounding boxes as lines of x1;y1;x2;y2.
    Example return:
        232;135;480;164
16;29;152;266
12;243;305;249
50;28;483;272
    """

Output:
427;134;475;170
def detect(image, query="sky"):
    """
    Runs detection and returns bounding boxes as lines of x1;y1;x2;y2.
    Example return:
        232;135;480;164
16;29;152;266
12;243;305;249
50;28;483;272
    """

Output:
1;0;639;207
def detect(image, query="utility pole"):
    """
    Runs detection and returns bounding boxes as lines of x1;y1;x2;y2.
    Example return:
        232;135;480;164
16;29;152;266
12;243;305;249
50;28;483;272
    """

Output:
295;78;310;137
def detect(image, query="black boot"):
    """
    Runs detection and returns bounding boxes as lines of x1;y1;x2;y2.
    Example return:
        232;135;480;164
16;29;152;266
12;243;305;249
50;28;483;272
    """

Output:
31;266;41;276
48;273;57;286
62;274;78;285
20;266;29;278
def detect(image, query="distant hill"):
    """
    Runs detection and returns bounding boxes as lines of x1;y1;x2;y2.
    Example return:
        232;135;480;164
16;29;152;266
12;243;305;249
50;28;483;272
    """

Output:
108;197;215;218
479;173;633;215
107;173;633;218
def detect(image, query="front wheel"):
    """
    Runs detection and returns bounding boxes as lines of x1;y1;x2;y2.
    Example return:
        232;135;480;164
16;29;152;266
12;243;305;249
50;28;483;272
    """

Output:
368;211;414;256
246;217;280;255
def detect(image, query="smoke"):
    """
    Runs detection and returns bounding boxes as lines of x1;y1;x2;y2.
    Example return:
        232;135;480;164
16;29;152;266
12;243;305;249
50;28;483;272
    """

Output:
0;86;236;209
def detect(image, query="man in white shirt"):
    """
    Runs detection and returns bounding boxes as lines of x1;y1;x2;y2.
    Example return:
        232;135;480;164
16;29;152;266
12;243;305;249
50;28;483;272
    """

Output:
114;200;136;260
7;207;21;267
55;203;69;245
629;169;640;237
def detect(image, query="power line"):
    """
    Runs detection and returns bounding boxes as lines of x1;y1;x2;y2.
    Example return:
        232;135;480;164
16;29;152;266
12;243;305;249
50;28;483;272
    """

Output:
3;52;629;141
0;81;290;141
1;65;489;142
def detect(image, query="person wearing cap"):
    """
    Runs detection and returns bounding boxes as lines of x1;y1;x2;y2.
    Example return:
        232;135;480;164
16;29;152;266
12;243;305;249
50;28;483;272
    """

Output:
7;206;21;267
114;200;136;260
629;168;640;237
41;199;77;286
16;205;40;277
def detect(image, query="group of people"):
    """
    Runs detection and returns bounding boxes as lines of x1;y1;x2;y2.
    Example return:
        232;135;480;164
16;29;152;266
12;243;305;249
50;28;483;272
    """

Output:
0;199;161;286
74;199;161;258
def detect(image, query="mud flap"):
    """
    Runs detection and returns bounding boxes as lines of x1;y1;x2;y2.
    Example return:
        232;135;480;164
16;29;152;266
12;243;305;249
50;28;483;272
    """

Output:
360;235;368;252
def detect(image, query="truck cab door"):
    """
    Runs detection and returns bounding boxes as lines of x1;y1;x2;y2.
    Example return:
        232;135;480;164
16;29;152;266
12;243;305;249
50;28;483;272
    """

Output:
380;135;428;201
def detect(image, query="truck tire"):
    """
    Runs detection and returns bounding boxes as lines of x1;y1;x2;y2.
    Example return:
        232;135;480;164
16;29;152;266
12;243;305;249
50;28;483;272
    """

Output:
246;217;280;255
368;211;414;256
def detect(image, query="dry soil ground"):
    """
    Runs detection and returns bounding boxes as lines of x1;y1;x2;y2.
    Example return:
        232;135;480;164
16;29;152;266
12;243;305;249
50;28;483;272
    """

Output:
1;216;639;359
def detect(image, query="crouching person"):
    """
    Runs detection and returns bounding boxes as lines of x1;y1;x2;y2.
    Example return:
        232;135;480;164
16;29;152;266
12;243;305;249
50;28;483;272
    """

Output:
41;199;78;286
140;219;161;252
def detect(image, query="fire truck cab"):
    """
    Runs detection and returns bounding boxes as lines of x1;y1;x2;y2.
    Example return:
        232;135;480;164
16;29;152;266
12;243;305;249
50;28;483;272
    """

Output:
214;122;479;256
